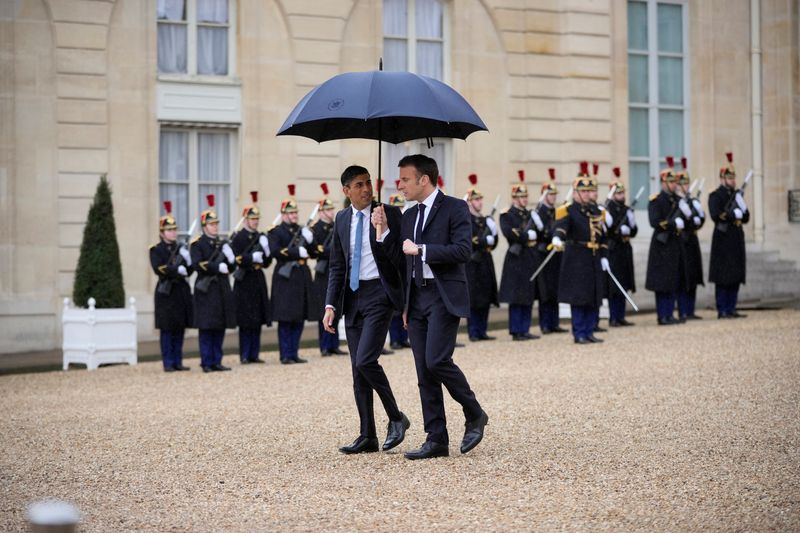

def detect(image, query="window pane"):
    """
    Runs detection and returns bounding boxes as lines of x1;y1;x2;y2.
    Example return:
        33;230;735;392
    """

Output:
197;27;228;75
199;185;230;232
157;0;185;20
628;161;650;209
416;0;443;39
383;38;408;71
658;56;683;105
157;23;187;73
383;0;407;36
416;41;443;80
629;108;649;157
417;139;447;191
658;110;683;159
628;54;648;103
627;1;647;50
197;0;227;23
383;142;410;192
159;131;189;181
198;133;230;182
657;3;682;53
159;183;190;230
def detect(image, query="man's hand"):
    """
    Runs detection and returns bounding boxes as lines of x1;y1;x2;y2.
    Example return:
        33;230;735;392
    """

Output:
734;208;743;220
486;235;495;246
735;192;748;212
600;257;610;272
620;224;631;236
403;239;420;256
605;211;614;227
371;205;387;228
551;235;564;251
323;307;336;334
301;227;314;244
259;235;269;252
693;216;701;226
679;199;692;217
527;229;537;241
626;210;636;228
402;310;408;329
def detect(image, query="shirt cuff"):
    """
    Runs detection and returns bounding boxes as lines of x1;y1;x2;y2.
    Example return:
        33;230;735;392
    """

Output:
377;228;390;242
325;304;336;311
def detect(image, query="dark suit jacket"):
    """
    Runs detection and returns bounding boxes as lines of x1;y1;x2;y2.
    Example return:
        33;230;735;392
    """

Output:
402;191;472;318
325;202;405;317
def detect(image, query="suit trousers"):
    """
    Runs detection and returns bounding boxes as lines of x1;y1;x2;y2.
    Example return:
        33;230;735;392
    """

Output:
344;280;402;438
408;283;482;445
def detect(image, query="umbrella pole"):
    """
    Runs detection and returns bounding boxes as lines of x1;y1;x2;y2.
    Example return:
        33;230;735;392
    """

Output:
376;123;383;235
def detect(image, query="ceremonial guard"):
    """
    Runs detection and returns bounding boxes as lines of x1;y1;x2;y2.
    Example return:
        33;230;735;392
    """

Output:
269;185;318;364
230;191;271;364
149;201;193;372
498;170;540;341
676;158;705;320
465;174;498;342
191;194;236;372
312;183;346;356
587;164;608;333
387;184;411;350
645;157;685;325
532;169;566;334
603;168;637;327
553;162;609;344
708;151;750;319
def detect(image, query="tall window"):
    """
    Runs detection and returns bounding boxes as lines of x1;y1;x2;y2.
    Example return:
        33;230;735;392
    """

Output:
159;129;234;234
157;0;231;76
627;0;687;208
382;0;450;195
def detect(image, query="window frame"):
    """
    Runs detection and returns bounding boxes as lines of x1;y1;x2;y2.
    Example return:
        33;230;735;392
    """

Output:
158;126;239;237
157;0;237;79
627;0;689;204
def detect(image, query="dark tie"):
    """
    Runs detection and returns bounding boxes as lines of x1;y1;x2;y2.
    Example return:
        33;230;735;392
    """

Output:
414;204;426;287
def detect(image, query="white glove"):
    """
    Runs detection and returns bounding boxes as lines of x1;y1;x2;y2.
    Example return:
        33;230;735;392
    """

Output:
604;211;613;227
735;192;747;212
626;209;636;228
679;199;692;217
600;257;610;272
259;235;268;251
675;217;685;230
177;265;188;277
531;211;544;231
551;236;564;249
218;262;229;274
734;208;743;220
222;243;235;264
298;246;309;259
252;251;264;264
485;217;497;235
693;216;701;226
179;246;191;265
527;229;537;241
692;199;704;216
301;227;314;244
620;224;631;236
486;235;495;246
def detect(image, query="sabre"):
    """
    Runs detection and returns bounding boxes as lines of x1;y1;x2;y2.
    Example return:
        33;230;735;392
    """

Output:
529;247;558;283
606;267;639;312
272;212;282;226
696;177;706;198
562;185;573;204
606;183;618;200
741;169;753;191
306;203;320;226
630;185;646;208
488;194;501;218
232;215;245;235
185;217;199;248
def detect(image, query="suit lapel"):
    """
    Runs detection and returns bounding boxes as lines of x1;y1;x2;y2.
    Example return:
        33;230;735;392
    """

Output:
339;209;351;270
422;190;444;234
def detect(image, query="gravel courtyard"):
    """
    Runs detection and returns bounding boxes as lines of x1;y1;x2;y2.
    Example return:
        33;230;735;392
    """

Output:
1;309;798;531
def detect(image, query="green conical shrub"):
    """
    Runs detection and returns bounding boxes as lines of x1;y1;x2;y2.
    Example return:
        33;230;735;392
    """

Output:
72;175;125;308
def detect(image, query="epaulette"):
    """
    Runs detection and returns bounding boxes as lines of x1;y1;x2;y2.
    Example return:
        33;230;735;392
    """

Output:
191;235;201;244
149;243;158;251
649;193;658;201
555;204;568;220
500;206;511;214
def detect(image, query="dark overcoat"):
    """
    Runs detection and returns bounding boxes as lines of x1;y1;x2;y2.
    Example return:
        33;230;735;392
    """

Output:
268;222;320;322
708;185;749;285
533;203;562;303
190;233;236;329
466;213;499;310
645;190;684;293
679;198;705;291
604;199;637;296
554;201;607;307
497;205;540;306
149;240;194;331
230;228;272;328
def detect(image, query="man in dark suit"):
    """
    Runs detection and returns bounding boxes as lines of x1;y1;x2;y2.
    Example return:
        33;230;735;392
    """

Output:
384;154;488;460
323;165;410;455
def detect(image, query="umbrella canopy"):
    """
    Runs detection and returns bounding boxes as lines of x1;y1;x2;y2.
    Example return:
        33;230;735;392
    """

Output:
277;70;488;144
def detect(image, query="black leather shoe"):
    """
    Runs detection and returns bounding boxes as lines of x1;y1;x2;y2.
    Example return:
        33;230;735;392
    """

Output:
455;342;465;348
618;319;635;326
249;358;265;364
320;351;333;357
390;342;405;350
211;364;231;371
280;358;296;365
478;334;495;341
608;320;622;328
202;366;213;373
512;333;530;341
658;317;677;325
552;326;569;333
404;441;449;460
461;410;489;454
731;312;747;318
574;337;591;344
383;412;411;451
685;314;702;320
522;332;540;340
240;359;250;364
173;364;191;371
294;357;308;364
328;348;348;355
540;328;554;335
339;436;379;455
677;316;687;324
588;335;604;343
380;347;394;355
593;326;607;333
163;367;176;373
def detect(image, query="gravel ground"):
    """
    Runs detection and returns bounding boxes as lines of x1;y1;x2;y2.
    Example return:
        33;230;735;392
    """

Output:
1;309;799;531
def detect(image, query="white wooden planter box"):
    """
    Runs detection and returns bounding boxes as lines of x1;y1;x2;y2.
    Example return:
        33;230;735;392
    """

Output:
62;297;138;371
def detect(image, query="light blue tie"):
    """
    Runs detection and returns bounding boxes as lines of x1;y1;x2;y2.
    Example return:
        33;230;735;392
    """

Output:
349;211;364;291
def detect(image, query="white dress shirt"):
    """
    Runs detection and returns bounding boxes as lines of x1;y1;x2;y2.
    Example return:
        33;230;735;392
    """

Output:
350;204;380;281
413;188;439;279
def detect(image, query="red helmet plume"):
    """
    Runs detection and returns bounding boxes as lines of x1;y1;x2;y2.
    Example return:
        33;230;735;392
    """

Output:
468;173;477;185
579;161;589;175
320;182;329;195
666;156;675;168
206;194;215;207
163;200;172;214
517;169;525;182
612;167;621;178
287;184;296;196
395;179;401;189
250;191;258;203
437;176;444;188
726;151;733;163
548;168;556;180
681;157;688;169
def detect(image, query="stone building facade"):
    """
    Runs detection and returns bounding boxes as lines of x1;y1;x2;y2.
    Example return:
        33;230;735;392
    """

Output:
1;0;798;353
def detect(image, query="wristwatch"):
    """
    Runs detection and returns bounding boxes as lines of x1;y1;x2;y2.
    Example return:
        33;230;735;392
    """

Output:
417;245;423;255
